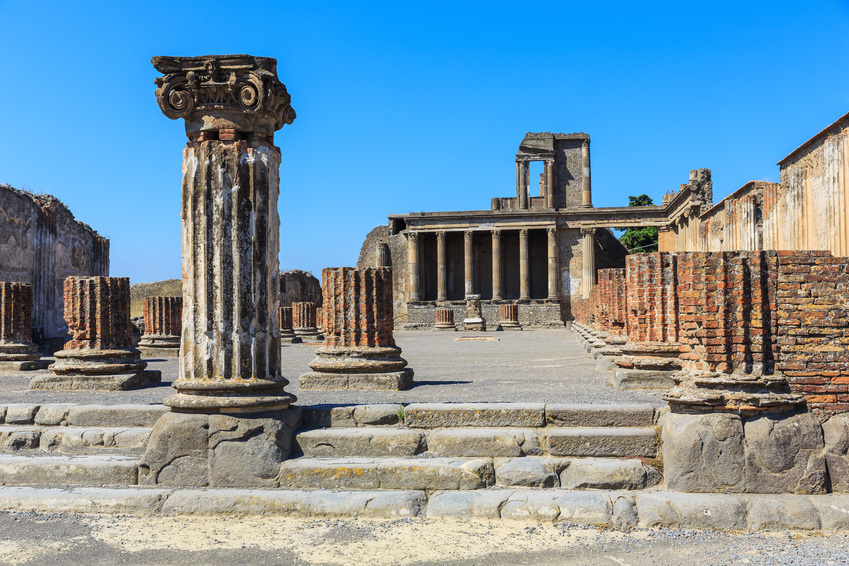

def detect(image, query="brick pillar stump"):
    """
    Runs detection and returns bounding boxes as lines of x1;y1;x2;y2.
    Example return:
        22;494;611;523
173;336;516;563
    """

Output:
293;301;323;341
280;306;301;344
139;296;182;357
0;283;49;370
497;303;522;331
315;306;323;332
433;307;456;331
299;267;413;390
35;277;160;390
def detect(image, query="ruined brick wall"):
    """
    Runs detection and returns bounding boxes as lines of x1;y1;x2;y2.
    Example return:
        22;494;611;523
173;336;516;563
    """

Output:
595;268;626;335
774;250;849;412
625;253;678;342
63;276;132;350
0;185;109;349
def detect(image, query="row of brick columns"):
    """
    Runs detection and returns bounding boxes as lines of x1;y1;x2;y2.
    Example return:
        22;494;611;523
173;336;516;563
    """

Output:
408;227;560;302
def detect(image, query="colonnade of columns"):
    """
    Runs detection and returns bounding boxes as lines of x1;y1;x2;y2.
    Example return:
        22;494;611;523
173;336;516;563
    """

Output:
407;227;560;303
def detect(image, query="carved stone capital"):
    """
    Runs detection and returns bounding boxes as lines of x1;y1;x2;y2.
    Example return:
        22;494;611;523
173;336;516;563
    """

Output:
492;229;502;240
519;228;529;241
580;227;596;236
406;231;418;244
152;54;296;137
436;231;446;244
547;226;557;238
464;231;473;243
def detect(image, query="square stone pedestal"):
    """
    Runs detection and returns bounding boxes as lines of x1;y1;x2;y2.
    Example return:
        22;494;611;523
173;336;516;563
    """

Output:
138;347;180;358
463;318;486;332
29;370;162;391
299;369;414;391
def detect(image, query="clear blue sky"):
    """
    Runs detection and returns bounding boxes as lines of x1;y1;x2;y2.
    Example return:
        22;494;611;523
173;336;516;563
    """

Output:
1;1;848;283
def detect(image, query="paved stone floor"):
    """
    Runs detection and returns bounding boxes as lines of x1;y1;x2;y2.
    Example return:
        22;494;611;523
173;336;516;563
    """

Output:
0;330;665;407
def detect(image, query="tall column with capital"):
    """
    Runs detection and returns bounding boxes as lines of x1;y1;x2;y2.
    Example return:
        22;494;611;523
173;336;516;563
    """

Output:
544;160;555;209
547;227;559;301
464;231;474;297
151;55;296;412
407;232;420;302
516;160;525;209
581;228;596;299
436;231;447;302
581;140;592;208
491;230;503;301
521;162;530;209
519;229;530;302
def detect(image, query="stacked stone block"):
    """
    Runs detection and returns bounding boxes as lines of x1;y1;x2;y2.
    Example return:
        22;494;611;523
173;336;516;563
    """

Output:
300;267;413;390
433;307;456;331
139;296;182;357
0;282;46;370
280;306;301;344
497;303;521;331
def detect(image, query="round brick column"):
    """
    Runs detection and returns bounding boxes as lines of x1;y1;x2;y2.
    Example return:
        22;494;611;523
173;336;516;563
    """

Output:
0;282;41;362
292;301;321;341
139;296;182;354
300;267;413;390
433;307;456;331
52;277;147;375
497;303;521;331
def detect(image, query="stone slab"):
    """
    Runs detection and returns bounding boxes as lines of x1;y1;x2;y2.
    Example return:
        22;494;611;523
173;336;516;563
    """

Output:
280;337;303;344
4;404;40;424
545;404;655;427
0;454;139;486
29;370;162;391
0;486;171;514
493;457;566;488
611;369;676;390
0;360;51;371
404;403;545;428
559;457;661;490
295;428;424;457
299;369;413;391
547;427;658;458
138;347;180;358
67;404;169;428
39;427;151;452
745;495;821;530
636;492;748;530
426;428;542;457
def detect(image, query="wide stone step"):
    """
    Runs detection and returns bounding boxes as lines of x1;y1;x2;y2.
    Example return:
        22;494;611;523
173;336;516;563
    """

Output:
493;457;661;490
0;425;151;453
278;457;494;490
0;403;167;428
0;454;138;486
547;427;658;458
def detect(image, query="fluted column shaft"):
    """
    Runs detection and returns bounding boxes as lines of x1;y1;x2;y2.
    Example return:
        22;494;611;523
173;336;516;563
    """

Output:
491;230;503;301
437;232;447;302
547;227;559;300
407;232;420;302
464;231;474;297
519;229;530;302
582;228;596;299
143;297;182;337
280;307;293;330
293;302;318;333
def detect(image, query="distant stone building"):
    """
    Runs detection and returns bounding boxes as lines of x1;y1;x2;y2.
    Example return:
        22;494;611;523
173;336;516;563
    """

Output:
0;185;109;350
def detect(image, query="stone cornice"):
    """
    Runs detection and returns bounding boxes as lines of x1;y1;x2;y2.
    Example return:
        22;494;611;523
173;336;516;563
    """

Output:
152;54;296;137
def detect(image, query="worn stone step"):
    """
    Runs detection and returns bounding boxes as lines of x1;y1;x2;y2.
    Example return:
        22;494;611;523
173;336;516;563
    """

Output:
547;427;658;458
278;457;494;490
545;404;656;427
403;403;546;428
0;403;167;428
425;428;542;457
0;425;151;453
0;454;138;486
492;457;661;490
295;428;425;457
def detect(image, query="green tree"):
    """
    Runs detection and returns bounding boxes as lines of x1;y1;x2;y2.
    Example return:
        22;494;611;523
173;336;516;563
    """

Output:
618;194;659;253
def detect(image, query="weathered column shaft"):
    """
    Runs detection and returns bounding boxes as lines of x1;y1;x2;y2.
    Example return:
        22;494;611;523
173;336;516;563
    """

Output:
544;161;555;209
521;162;530;209
376;242;390;267
280;306;293;330
582;228;596;299
437;231;447;302
0;282;39;360
491;230;502;301
407;232;420;302
143;296;183;337
464;231;474;297
500;303;518;322
293;301;318;332
516;160;524;208
519;229;530;301
434;307;455;329
581;140;592;208
547;227;559;300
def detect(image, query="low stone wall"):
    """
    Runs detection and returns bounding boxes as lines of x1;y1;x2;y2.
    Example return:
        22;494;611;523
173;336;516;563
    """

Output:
405;301;564;330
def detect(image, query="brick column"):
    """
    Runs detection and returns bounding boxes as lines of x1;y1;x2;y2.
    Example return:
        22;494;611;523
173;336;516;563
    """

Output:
497;303;521;331
547;226;559;301
315;307;323;332
152;54;296;411
464;231;474;297
300;267;413;390
434;307;456;331
491;230;503;301
280;306;301;344
139;296;182;356
437;231;447;302
0;282;44;369
519;229;530;302
407;232;420;302
293;301;321;341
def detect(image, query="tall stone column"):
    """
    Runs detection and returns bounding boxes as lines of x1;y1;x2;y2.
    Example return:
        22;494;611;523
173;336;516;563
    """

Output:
521;161;530;209
491;230;503;301
139;296;182;357
38;277;159;390
544;160;555;209
0;282;48;370
141;55;300;489
300;267;413;390
150;54;296;412
582;228;596;299
519;229;530;302
516;160;524;208
464;231;474;297
581;140;592;208
436;231;447;302
547;227;559;301
407;232;420;302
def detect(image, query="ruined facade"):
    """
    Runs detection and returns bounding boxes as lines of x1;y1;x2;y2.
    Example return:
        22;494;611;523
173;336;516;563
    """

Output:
0;185;109;350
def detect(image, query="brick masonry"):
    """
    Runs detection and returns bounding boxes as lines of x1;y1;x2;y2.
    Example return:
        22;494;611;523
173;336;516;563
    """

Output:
142;296;182;337
0;282;34;346
321;267;395;348
63;276;134;350
293;302;317;332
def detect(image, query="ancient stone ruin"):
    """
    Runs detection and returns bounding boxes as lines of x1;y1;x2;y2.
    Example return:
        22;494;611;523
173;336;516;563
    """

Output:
138;296;182;357
32;276;159;390
497;303;521;331
463;294;485;331
433;306;456;331
280;306;301;344
0;282;49;370
300;267;413;390
292;301;322;342
141;54;299;487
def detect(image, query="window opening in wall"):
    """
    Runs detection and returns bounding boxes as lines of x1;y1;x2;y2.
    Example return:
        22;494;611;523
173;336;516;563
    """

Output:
529;161;545;198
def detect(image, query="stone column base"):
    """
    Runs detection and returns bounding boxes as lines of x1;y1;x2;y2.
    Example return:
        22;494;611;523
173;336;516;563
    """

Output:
496;322;522;331
299;368;414;391
138;347;181;358
52;348;147;375
139;409;300;487
281;336;303;344
463;319;486;332
610;368;676;390
138;336;180;357
294;332;324;342
433;324;457;331
29;369;162;391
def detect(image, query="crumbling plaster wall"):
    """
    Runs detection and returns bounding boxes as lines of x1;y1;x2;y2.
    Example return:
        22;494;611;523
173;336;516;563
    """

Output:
0;185;109;349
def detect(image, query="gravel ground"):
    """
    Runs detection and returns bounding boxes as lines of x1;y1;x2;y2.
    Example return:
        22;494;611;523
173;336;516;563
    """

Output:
0;330;666;407
0;511;846;565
